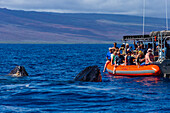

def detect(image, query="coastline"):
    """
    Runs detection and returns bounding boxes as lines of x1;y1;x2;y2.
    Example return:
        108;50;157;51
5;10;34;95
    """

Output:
0;41;126;44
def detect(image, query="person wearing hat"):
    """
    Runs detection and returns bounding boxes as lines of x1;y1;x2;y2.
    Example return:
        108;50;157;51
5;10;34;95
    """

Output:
103;47;113;72
126;43;129;49
125;43;132;53
141;48;154;65
136;51;145;65
113;51;125;74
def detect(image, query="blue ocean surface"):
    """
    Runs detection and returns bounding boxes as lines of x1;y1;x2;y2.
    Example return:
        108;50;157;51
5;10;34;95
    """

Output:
0;44;169;113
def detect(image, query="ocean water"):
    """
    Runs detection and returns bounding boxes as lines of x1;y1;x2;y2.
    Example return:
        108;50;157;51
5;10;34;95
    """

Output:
0;44;169;113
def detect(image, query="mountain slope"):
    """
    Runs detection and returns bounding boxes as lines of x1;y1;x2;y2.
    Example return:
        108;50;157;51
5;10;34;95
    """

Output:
0;8;169;43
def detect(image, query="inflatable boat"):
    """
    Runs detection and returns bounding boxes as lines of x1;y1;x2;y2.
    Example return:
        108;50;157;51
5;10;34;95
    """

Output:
106;62;161;76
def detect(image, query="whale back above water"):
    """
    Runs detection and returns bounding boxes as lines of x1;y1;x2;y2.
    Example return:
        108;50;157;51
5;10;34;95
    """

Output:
9;66;28;77
74;66;102;82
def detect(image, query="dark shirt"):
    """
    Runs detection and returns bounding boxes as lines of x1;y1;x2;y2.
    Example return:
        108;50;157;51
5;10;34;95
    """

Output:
106;51;112;60
137;55;145;64
127;56;135;65
115;55;124;65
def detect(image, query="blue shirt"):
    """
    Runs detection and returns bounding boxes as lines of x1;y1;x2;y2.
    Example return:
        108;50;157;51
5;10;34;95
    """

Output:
106;51;112;60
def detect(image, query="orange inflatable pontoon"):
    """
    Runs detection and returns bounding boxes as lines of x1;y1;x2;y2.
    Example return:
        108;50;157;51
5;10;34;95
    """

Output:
106;62;161;76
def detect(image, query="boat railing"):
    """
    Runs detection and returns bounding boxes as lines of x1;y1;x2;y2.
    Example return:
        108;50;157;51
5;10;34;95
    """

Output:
151;31;170;61
123;35;151;41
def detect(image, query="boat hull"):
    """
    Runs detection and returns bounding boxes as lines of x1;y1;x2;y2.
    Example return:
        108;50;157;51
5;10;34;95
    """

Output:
106;63;161;76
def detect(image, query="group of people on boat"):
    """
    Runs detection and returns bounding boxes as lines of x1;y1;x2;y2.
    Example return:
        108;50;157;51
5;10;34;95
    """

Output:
103;41;169;73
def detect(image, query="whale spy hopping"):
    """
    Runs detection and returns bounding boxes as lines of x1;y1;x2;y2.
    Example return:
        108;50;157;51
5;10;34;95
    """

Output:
74;66;102;82
9;66;28;77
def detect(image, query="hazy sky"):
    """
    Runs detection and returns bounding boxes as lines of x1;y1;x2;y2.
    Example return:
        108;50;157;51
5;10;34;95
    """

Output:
0;0;170;18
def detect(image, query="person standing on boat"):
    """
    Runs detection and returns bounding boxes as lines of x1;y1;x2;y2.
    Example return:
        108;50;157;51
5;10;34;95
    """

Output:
112;42;119;50
103;48;113;72
157;44;167;61
125;43;130;52
133;40;140;49
113;51;124;74
125;51;135;65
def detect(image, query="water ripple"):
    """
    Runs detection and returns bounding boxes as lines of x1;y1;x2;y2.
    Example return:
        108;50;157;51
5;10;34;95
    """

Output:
0;44;169;112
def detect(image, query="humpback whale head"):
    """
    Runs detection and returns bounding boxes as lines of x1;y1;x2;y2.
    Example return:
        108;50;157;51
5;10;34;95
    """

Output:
9;66;28;77
74;66;102;82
